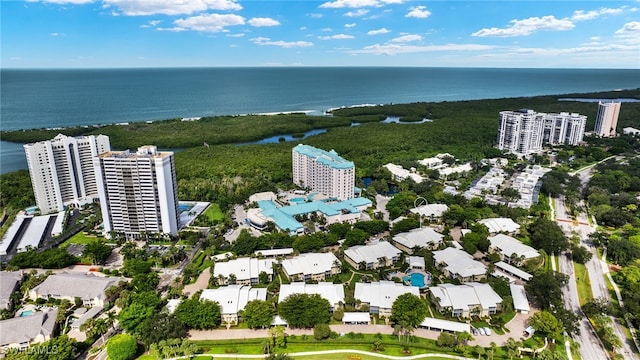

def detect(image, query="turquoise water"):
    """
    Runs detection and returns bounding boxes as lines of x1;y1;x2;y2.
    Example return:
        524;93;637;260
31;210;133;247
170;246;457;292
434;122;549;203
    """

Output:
178;203;193;212
410;273;426;288
20;310;34;317
290;198;306;203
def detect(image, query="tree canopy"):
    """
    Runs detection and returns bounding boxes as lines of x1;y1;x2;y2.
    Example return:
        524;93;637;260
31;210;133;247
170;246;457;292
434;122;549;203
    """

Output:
528;217;569;254
243;299;275;329
390;293;428;328
278;293;331;328
174;297;221;329
107;333;138;360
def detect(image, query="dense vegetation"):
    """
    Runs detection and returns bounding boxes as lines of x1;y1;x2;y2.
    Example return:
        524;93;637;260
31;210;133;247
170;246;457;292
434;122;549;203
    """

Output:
3;89;638;213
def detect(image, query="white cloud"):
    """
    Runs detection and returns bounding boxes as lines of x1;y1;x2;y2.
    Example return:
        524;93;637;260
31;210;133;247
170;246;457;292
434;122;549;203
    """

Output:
318;34;355;40
27;0;93;3
319;0;379;8
226;33;245;37
571;7;624;21
367;27;390;35
50;32;65;36
300;26;307;30
319;0;403;8
345;9;369;17
140;20;161;28
405;6;431;18
472;15;574;37
156;27;187;32
615;21;640;35
321;27;333;32
345;23;356;28
103;0;242;16
307;13;323;18
248;18;280;27
250;37;314;48
590;36;601;41
174;13;245;32
351;43;496;55
390;34;421;42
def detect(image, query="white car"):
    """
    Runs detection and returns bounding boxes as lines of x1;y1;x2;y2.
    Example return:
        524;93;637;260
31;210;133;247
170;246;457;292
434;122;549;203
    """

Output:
478;328;486;336
484;327;492;336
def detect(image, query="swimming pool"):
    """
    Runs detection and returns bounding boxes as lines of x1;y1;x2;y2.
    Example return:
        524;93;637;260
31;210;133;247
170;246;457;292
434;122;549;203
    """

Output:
290;197;306;204
178;203;194;212
403;272;427;288
20;310;34;317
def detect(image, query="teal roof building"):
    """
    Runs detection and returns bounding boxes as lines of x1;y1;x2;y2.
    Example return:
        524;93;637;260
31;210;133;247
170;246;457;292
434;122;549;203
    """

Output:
292;144;355;201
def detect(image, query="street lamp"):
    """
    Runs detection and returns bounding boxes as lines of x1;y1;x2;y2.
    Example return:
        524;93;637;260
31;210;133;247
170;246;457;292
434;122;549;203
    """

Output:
413;196;428;228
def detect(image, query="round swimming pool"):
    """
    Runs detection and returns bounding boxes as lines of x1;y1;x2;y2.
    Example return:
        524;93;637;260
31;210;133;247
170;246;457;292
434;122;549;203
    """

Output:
402;272;426;288
410;272;425;287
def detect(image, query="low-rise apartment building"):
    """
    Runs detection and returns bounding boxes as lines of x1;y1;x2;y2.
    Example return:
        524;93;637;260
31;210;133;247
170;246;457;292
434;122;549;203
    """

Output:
433;247;487;282
392;227;444;253
281;252;340;281
429;282;503;318
29;272;126;307
344;241;401;270
354;281;420;318
213;257;275;286
200;286;267;325
278;282;345;311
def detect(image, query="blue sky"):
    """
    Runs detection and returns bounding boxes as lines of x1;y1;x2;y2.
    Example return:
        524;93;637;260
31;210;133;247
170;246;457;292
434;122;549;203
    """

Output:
2;0;639;68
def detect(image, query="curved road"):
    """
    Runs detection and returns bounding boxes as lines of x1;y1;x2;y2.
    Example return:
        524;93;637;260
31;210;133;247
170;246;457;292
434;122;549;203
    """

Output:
166;349;475;359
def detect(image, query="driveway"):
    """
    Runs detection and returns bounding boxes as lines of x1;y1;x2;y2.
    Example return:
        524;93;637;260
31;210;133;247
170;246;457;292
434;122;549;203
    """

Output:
183;267;211;297
189;312;535;347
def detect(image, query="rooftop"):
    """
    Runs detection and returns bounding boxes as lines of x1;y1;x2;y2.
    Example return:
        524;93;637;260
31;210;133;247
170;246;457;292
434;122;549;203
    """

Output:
410;203;449;218
293;144;354;170
281;252;339;276
278;282;345;307
510;284;530;313
429;282;502;311
0;271;22;309
433;247;486;278
213;257;275;282
31;272;126;301
200;286;266;315
344;241;401;265
392;227;444;250
479;218;521;233
355;281;419;309
489;234;540;260
419;317;471;333
0;308;58;347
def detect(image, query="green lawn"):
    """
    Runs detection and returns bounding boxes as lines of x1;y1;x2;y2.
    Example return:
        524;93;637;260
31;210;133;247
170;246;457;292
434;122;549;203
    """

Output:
574;262;593;306
62;231;102;245
202;203;225;222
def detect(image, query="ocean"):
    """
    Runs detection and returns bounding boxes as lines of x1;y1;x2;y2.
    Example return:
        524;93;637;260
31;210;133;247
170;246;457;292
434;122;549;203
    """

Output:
1;67;639;174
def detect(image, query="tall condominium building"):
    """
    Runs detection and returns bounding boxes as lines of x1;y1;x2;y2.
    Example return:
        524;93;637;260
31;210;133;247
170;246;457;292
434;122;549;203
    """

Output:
497;110;544;156
292;144;355;201
94;145;179;239
24;134;111;214
543;112;587;146
498;109;587;156
594;101;621;137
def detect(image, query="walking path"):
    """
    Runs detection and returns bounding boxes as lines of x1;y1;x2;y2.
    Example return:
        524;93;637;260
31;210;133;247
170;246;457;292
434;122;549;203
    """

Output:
189;313;532;348
183;267;211;296
167;349;474;359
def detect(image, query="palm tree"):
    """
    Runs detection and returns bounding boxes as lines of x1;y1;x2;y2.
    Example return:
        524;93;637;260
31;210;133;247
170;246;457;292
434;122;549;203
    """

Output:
228;273;237;285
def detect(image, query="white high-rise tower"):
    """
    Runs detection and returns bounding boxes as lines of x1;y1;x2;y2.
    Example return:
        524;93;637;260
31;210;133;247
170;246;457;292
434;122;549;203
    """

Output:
94;145;179;239
594;101;621;137
24;134;110;214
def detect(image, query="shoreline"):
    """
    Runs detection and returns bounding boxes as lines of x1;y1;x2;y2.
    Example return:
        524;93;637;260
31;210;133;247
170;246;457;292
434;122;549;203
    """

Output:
2;88;637;134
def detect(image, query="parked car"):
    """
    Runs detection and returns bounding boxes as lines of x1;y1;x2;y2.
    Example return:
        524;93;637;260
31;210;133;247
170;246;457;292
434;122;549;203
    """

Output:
478;328;486;336
472;328;478;336
484;327;492;336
